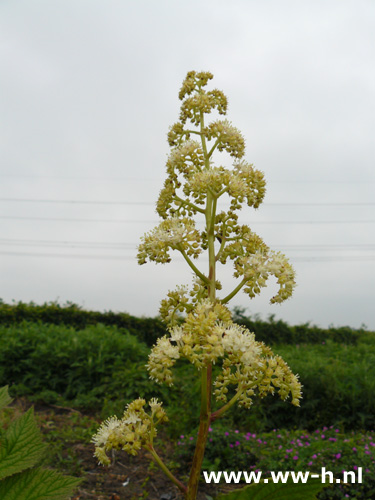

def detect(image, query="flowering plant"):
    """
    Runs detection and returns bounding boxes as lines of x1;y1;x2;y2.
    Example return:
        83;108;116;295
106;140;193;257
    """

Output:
92;71;302;499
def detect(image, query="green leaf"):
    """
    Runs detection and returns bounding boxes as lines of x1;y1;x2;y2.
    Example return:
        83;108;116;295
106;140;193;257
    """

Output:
0;467;81;500
0;408;46;480
216;478;327;500
0;386;12;412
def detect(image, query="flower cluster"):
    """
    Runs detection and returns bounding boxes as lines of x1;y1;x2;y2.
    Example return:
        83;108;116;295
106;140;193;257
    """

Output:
137;217;201;264
142;70;296;306
94;71;301;497
147;300;302;408
234;250;296;304
214;343;302;409
92;398;167;466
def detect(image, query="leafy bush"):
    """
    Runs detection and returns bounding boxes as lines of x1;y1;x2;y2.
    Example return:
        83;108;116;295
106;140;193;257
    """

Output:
258;341;375;431
0;386;80;499
1;318;375;432
176;425;258;472
175;425;375;499
0;322;149;405
1;300;373;347
232;308;369;345
0;300;166;346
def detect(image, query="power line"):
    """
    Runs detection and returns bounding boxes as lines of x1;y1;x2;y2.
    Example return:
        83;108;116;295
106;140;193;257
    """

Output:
1;215;375;224
0;173;374;184
0;198;154;205
1;250;374;263
0;250;134;260
0;216;156;223
0;198;374;206
1;238;375;250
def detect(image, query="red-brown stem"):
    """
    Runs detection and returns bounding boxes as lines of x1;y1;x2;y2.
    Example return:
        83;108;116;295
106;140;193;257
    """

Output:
185;365;212;499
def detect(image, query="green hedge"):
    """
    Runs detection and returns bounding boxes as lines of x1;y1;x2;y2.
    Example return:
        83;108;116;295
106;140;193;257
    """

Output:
230;340;375;432
232;308;367;345
1;319;375;432
0;321;198;434
0;300;166;347
0;322;151;403
1;300;372;346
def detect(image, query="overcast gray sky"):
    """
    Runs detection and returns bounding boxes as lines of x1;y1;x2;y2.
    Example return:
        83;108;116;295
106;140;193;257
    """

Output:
1;0;374;330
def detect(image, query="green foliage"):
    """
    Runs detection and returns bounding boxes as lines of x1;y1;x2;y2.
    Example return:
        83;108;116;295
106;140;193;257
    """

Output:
257;341;375;430
0;468;80;500
1;317;375;432
1;300;373;347
0;299;166;346
0;321;149;406
232;308;367;345
176;426;257;472
0;408;45;480
0;386;80;500
216;479;326;500
176;426;375;500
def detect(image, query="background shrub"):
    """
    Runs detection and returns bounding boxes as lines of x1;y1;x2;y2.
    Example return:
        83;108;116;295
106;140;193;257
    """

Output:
1;301;375;434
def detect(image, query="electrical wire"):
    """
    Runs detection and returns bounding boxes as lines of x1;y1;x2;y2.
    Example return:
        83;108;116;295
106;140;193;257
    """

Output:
1;215;374;224
0;198;374;206
1;250;374;263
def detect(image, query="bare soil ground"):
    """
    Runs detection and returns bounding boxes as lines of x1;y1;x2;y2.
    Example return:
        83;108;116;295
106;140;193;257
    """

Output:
9;399;240;500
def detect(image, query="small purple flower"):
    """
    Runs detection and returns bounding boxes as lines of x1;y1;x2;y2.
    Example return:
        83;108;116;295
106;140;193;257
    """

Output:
293;456;298;460
335;453;341;459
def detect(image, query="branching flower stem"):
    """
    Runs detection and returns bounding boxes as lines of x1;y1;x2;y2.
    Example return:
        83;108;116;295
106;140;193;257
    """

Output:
175;194;205;214
221;277;248;304
147;445;187;494
177;245;209;285
210;386;245;422
93;71;300;500
186;366;212;499
186;112;217;498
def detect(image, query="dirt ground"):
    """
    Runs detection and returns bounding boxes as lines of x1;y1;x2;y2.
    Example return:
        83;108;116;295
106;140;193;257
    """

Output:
69;445;227;500
9;399;240;500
